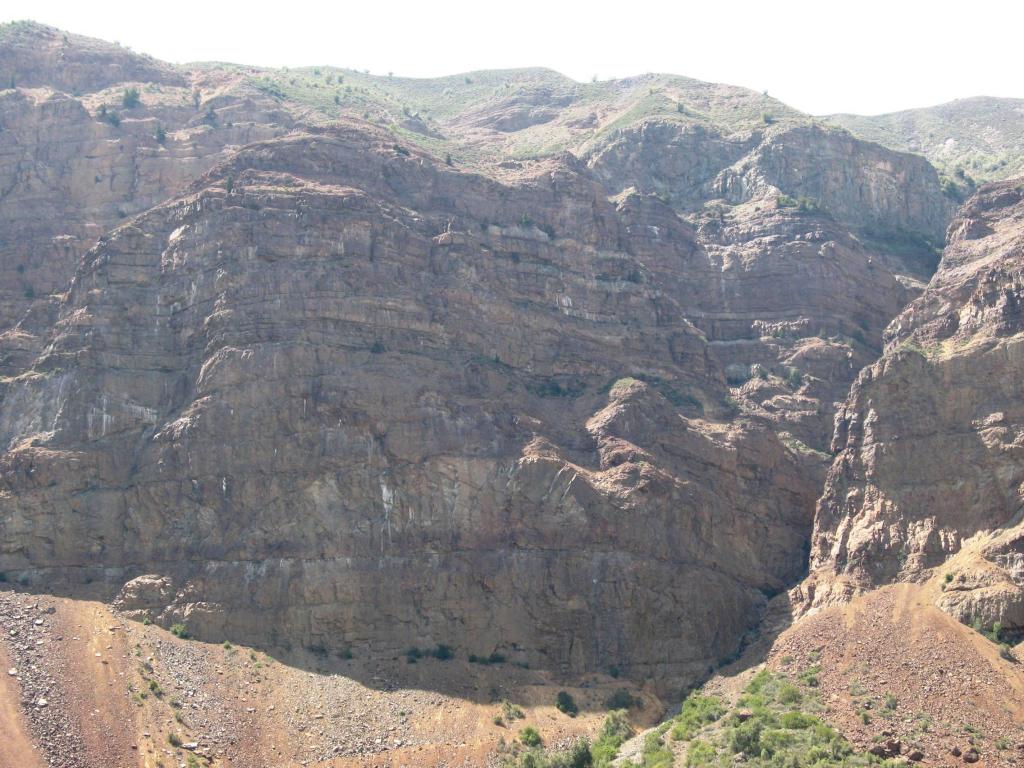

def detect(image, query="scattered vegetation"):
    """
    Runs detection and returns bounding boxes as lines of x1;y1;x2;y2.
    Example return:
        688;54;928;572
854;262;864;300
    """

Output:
670;693;726;741
469;651;507;665
575;669;908;767
169;623;190;639
968;616;1019;657
607;374;702;411
502;700;526;721
527;377;586;398
97;104;121;127
405;644;454;663
776;193;822;214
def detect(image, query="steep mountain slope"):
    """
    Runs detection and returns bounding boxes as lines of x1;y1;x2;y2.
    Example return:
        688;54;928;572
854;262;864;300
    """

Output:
1;18;1017;768
830;96;1024;184
804;178;1024;640
0;20;957;688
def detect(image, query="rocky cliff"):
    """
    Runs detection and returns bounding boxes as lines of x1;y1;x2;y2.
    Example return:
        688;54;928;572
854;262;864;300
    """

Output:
0;21;968;694
804;178;1024;636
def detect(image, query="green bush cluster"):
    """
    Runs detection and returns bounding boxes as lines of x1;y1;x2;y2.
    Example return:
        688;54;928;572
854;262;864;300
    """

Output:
504;710;632;768
670;693;726;741
659;670;907;767
404;644;454;663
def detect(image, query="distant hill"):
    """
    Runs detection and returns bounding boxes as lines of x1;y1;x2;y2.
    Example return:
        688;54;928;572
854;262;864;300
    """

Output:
829;96;1024;184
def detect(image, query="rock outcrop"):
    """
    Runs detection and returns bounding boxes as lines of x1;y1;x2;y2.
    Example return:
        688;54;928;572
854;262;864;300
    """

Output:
804;179;1024;633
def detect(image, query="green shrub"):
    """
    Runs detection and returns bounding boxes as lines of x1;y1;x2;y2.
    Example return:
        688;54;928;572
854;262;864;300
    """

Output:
155;125;166;144
534;739;592;768
520;726;542;747
728;718;763;754
685;739;716;766
780;711;817;729
168;733;182;747
671;693;725;741
555;690;578;717
591;711;632;767
469;651;506;665
122;87;140;108
605;688;639;710
97;104;121;127
777;683;802;705
431;644;454;661
502;700;526;721
799;665;820;687
638;733;673;768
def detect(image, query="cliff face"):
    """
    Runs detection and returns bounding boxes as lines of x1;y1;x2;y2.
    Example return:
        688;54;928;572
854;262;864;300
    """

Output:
0;23;293;377
0;127;820;683
589;121;953;253
0;22;967;690
805;179;1024;632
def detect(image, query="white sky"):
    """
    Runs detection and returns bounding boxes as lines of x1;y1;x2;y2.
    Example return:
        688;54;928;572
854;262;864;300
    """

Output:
2;0;1021;116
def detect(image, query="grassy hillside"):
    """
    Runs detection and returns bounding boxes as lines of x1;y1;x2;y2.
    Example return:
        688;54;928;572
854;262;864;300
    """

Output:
233;65;805;166
829;96;1024;184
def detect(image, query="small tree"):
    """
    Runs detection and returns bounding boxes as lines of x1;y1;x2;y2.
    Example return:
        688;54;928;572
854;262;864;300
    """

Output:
155;125;167;145
97;104;121;127
122;87;140;108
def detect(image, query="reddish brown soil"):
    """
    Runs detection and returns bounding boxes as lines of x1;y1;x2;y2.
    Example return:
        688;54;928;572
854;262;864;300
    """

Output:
768;584;1024;767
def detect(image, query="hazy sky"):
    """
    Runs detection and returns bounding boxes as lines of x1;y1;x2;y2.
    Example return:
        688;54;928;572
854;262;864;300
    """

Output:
3;0;1021;115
